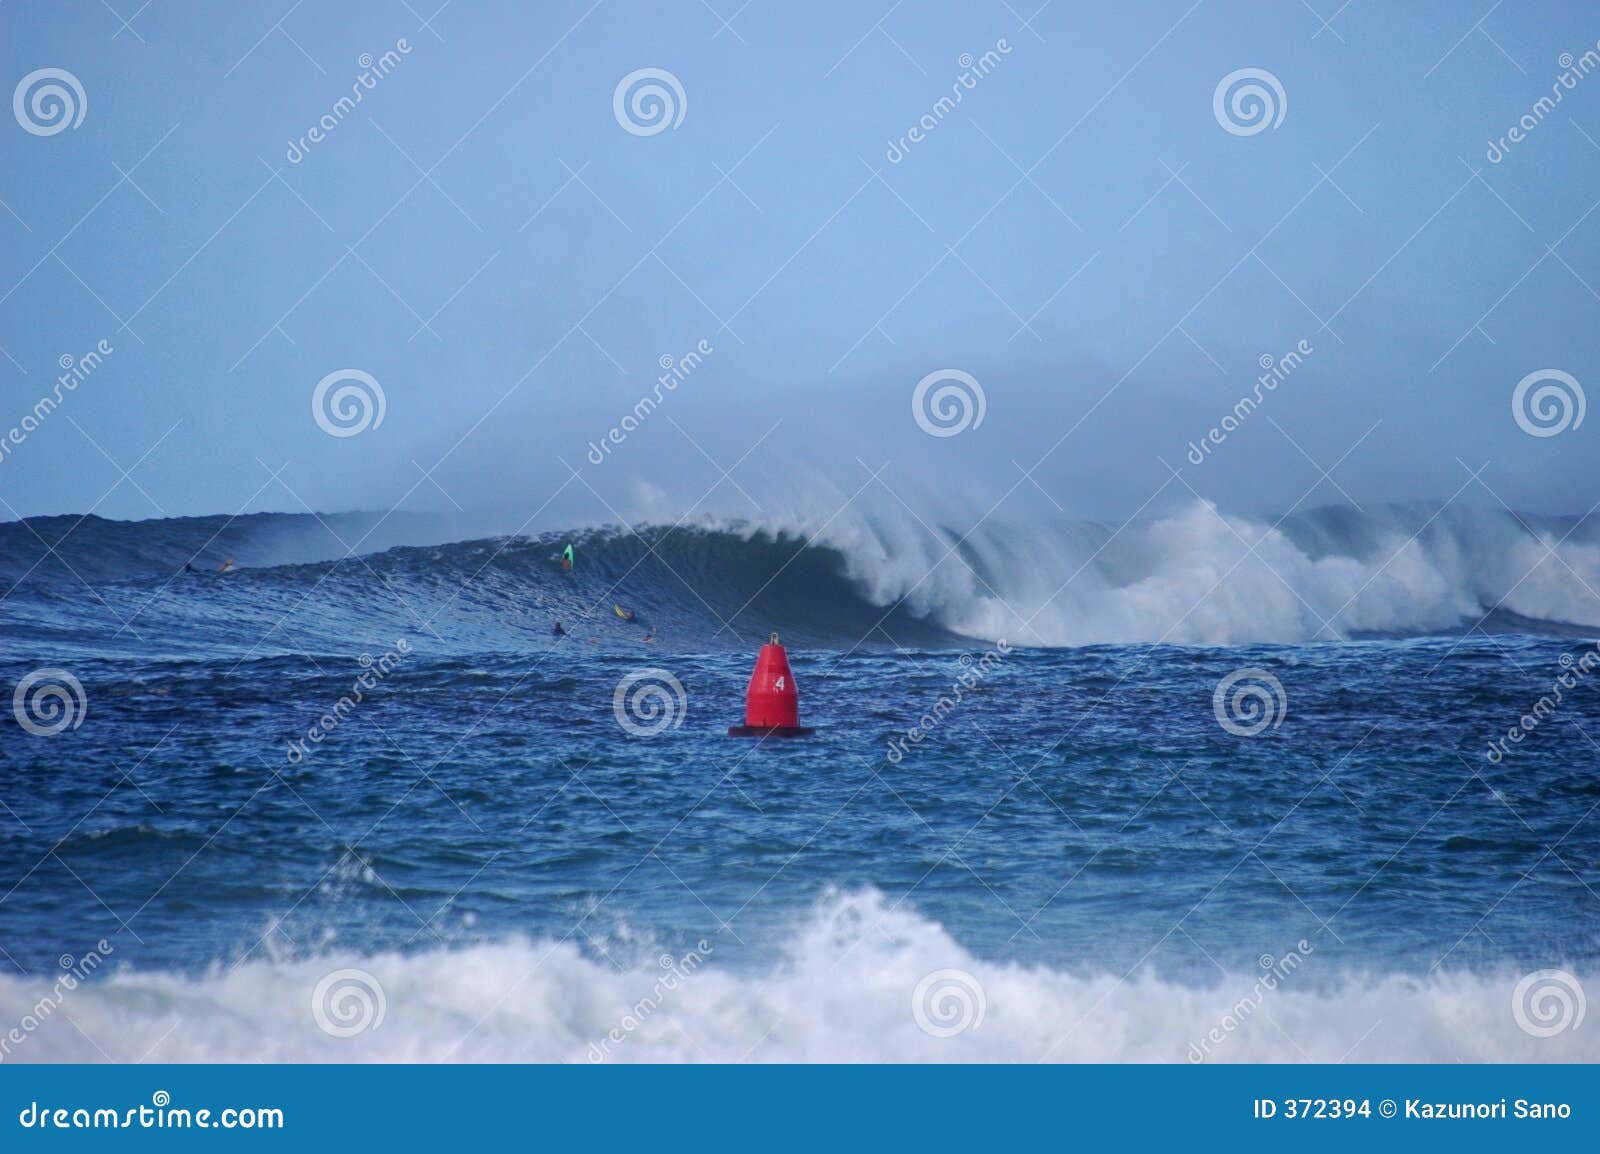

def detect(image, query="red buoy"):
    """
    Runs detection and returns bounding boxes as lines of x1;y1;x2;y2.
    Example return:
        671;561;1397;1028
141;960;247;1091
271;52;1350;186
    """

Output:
728;633;815;737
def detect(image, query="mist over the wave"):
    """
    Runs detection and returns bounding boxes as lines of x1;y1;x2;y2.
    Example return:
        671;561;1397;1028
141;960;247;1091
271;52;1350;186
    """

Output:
371;347;1597;536
5;2;1598;534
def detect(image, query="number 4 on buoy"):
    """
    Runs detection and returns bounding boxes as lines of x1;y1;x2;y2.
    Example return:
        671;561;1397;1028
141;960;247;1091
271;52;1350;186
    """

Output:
728;633;815;738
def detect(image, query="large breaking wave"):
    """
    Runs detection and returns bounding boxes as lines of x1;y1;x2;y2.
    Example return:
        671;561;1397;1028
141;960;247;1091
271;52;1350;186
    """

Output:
2;500;1597;654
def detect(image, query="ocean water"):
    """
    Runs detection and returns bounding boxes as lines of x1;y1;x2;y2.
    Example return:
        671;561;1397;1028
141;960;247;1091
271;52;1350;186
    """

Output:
1;504;1597;1062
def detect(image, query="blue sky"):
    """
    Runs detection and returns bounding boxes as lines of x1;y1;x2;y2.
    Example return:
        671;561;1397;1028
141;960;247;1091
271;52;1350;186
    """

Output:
2;0;1598;525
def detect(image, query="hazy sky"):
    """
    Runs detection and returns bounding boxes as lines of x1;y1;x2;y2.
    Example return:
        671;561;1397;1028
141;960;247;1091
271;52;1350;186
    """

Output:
2;0;1598;527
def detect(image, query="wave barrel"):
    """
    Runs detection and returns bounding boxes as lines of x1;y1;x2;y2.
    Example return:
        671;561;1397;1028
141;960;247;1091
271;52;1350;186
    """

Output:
728;633;816;737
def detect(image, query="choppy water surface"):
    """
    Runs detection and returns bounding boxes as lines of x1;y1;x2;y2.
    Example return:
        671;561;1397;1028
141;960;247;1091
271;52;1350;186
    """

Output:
1;510;1596;1061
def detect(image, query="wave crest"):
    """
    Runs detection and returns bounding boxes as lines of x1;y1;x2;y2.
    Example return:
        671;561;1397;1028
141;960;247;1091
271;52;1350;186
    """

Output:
3;501;1598;650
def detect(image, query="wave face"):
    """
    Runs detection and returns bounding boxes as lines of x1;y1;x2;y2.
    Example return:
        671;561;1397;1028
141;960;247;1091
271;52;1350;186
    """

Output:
2;502;1598;653
0;891;1590;1063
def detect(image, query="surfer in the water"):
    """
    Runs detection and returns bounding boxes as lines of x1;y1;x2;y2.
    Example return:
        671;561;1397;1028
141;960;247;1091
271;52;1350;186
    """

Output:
217;558;235;573
552;621;566;637
560;544;574;571
614;604;637;622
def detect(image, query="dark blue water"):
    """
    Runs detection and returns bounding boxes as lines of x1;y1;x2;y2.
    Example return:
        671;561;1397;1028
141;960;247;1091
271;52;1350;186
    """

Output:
1;510;1597;1061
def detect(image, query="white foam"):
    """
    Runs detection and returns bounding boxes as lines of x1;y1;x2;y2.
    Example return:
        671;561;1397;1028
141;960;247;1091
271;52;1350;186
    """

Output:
2;891;1591;1062
695;499;1600;645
